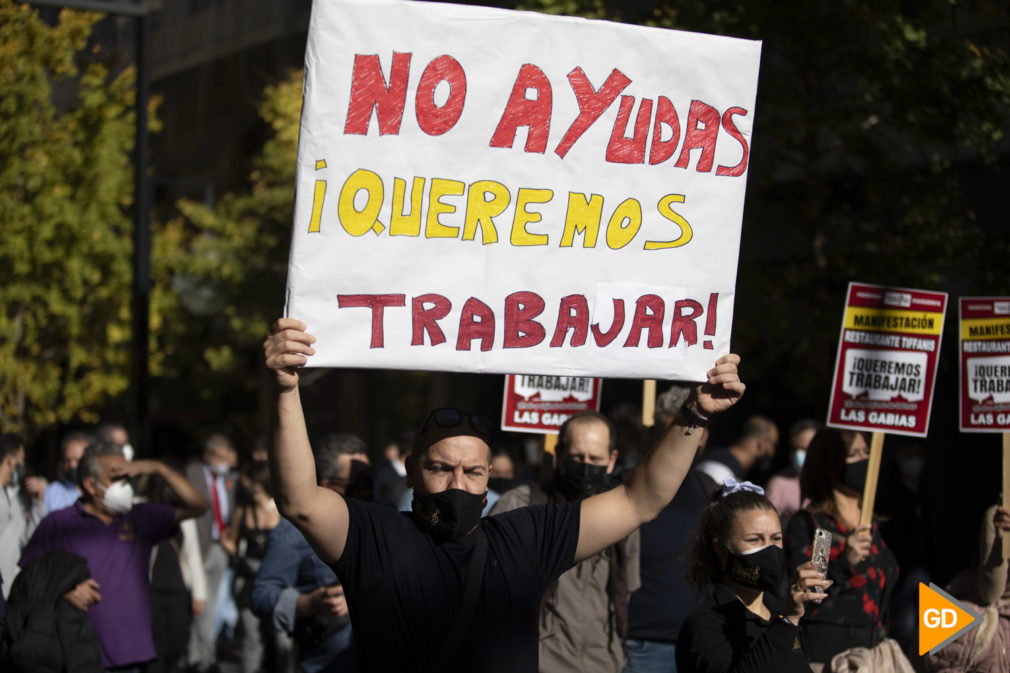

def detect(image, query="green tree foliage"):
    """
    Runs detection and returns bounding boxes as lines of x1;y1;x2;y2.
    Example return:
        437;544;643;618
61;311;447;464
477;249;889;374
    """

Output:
153;72;302;433
0;2;148;435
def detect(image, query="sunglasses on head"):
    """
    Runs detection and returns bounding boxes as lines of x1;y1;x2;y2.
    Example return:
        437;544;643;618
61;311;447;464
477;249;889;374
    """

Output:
418;407;494;443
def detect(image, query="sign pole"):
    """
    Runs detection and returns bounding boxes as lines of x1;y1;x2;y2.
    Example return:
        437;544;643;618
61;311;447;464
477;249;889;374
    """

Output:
1003;434;1010;558
642;380;656;427
859;432;885;527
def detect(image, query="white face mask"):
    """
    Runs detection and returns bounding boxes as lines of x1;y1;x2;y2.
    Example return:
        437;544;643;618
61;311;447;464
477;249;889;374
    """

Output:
101;480;135;514
792;449;806;470
210;462;231;476
121;443;135;462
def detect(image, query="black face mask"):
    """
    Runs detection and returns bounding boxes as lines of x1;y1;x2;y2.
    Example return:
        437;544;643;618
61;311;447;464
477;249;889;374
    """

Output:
412;488;486;542
841;458;869;493
487;477;516;495
724;544;784;591
556;461;609;501
63;467;79;485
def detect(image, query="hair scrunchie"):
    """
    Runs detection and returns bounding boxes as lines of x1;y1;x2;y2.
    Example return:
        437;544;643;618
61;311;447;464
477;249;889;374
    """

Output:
721;477;764;498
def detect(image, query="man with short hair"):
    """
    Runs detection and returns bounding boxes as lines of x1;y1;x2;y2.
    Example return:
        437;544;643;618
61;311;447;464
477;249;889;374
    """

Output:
45;430;93;513
491;411;637;673
251;433;365;673
264;318;743;672
694;414;778;493
20;442;208;671
0;433;45;599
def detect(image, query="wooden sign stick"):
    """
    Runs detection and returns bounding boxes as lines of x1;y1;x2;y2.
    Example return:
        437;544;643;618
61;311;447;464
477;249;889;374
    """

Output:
1003;433;1010;558
642;379;656;427
859;432;886;527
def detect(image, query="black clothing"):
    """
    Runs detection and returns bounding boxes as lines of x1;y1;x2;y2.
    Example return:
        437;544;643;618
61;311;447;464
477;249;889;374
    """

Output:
333;497;580;673
785;510;898;663
626;470;708;642
695;448;744;495
1;551;103;673
675;583;811;673
148;534;191;673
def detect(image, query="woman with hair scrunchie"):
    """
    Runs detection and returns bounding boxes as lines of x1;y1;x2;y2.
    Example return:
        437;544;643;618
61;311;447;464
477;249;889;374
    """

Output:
675;479;829;673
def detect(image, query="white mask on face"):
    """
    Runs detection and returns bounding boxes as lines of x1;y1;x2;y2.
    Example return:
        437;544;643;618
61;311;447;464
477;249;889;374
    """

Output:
101;480;135;514
792;449;806;470
210;462;230;476
121;443;135;462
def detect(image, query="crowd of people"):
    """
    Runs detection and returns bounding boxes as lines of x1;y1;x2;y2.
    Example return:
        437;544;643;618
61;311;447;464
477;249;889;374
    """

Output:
0;319;1004;673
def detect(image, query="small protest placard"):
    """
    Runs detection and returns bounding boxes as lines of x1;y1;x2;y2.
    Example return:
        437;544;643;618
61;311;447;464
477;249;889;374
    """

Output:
501;374;602;434
283;0;761;381
959;297;1010;432
827;282;947;437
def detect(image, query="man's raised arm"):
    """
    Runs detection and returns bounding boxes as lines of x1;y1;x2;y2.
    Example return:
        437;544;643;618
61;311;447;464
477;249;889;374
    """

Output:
264;318;348;563
575;354;744;562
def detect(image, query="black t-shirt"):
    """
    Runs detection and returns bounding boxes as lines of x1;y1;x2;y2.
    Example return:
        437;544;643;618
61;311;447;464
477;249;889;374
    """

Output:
627;470;708;642
333;497;581;673
675;583;812;673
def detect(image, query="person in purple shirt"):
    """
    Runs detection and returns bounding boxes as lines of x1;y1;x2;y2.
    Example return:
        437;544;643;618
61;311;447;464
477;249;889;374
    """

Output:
20;441;208;672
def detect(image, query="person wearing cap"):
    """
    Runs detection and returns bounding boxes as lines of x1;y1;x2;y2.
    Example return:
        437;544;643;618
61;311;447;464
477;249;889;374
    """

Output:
263;317;745;673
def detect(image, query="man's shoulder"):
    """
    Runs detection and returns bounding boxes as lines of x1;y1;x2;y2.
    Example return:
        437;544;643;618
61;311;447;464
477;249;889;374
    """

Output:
489;483;537;514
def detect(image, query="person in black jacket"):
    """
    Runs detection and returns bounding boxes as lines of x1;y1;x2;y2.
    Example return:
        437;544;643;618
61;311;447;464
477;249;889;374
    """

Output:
676;481;829;673
0;550;103;673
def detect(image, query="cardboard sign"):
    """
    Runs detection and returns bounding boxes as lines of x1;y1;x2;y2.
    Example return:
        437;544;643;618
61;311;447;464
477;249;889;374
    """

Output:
959;297;1010;432
827;282;947;437
283;0;762;381
501;374;602;434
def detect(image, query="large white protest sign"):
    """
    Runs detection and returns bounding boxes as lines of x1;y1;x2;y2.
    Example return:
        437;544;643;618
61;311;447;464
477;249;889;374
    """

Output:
284;0;761;380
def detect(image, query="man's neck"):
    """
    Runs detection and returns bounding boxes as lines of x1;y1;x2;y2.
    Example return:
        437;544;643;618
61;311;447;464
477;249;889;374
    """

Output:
81;498;115;525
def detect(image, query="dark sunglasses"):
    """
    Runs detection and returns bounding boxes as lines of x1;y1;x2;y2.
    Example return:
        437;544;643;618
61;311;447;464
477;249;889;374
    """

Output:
418;407;494;443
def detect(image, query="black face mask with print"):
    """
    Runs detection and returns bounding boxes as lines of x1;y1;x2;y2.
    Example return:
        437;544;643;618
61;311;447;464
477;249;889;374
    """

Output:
412;488;487;542
723;544;785;592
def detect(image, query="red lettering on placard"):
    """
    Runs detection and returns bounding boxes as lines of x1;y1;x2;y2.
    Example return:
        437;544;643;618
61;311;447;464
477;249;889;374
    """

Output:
674;100;720;172
606;96;653;164
555;67;631;159
337;294;406;348
415;55;467;136
456;297;495;352
670;299;704;347
504;291;546;348
624;295;665;347
344;53;412;136
703;292;718;349
489;64;553;154
716;108;749;177
591;299;625;347
411;293;452;346
550;294;590;347
648;96;681;165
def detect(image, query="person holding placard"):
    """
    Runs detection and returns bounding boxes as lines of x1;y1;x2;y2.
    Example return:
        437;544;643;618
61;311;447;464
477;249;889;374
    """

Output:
263;317;744;673
674;481;827;673
785;428;907;671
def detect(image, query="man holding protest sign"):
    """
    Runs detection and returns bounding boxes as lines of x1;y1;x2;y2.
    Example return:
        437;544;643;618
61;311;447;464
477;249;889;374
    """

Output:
263;317;743;672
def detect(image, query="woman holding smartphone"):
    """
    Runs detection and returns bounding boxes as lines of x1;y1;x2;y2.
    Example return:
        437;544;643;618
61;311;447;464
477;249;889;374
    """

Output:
676;480;829;673
786;428;902;670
